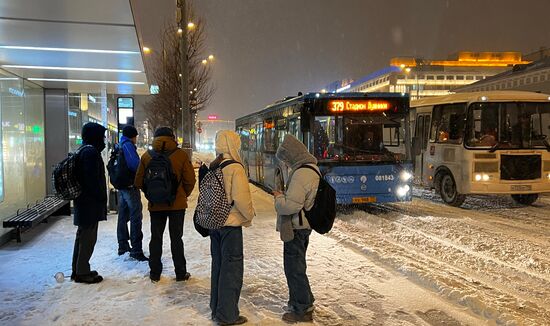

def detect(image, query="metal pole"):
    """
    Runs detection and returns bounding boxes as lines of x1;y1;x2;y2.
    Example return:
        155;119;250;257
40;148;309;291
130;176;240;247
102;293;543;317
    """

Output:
177;0;191;154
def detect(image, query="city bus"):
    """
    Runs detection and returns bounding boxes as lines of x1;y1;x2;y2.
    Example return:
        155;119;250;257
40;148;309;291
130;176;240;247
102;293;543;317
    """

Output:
236;92;413;204
410;91;550;206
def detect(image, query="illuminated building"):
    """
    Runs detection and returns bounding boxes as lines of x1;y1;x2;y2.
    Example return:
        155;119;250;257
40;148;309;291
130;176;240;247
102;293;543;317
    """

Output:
455;48;550;94
326;52;530;100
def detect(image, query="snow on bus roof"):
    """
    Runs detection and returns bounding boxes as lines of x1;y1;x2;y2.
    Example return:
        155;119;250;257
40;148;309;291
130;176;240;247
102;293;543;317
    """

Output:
410;91;550;107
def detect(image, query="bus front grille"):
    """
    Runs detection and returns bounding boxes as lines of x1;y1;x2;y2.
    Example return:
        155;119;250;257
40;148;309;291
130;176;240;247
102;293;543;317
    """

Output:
500;155;541;180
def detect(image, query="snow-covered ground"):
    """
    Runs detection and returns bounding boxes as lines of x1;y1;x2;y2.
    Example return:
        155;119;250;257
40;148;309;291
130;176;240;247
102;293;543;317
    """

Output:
0;184;549;325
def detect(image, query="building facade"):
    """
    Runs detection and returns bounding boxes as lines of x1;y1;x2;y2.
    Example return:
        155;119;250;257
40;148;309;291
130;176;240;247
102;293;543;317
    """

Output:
326;52;529;100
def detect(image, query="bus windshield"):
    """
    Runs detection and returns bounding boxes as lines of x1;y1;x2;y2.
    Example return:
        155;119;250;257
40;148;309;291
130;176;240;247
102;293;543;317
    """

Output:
313;115;408;162
466;102;550;149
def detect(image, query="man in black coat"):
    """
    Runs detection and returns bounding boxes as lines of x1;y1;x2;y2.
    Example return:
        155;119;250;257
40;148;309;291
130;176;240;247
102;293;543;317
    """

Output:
72;122;108;284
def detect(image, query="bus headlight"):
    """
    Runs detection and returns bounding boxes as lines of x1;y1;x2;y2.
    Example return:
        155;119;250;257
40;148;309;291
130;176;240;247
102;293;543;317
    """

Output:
396;184;410;198
400;171;413;182
475;173;490;182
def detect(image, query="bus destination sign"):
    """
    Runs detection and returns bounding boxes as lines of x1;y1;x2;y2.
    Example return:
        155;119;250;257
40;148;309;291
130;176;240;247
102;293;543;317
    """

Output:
329;100;390;113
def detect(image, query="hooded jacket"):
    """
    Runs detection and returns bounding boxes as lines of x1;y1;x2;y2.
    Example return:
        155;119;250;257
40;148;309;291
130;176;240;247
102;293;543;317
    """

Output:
275;135;320;233
74;122;108;227
210;130;255;227
135;136;196;211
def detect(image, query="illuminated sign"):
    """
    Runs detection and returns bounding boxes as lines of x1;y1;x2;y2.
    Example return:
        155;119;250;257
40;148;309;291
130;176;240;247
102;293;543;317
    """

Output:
329;100;390;113
8;87;24;97
117;97;134;109
264;121;275;129
150;84;159;94
88;94;97;103
207;115;218;120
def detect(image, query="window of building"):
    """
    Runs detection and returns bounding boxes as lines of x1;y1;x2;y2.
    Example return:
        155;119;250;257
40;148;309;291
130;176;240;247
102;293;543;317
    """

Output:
526;77;532;83
466;76;474;80
397;75;405;79
427;75;434;80
446;75;454;80
436;75;445;80
456;75;464;80
533;76;539;83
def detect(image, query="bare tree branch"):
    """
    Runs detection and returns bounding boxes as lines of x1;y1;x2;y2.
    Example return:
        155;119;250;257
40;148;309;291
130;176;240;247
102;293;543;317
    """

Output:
145;1;214;139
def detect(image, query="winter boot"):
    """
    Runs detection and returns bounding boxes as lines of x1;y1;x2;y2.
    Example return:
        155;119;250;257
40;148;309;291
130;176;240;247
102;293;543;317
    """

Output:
282;310;313;323
74;273;103;284
70;270;98;281
216;315;248;326
130;253;149;262
176;272;191;282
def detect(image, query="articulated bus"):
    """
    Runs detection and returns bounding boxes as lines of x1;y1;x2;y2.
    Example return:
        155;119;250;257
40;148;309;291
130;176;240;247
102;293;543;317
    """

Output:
410;91;550;206
236;92;413;204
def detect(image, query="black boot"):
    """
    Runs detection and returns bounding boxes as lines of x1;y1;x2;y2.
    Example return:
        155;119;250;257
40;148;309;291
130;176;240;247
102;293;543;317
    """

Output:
70;270;98;281
74;273;103;284
130;253;149;262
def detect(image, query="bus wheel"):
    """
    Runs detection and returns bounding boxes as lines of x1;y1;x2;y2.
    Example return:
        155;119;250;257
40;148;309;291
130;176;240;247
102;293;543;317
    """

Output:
438;173;466;207
511;194;538;205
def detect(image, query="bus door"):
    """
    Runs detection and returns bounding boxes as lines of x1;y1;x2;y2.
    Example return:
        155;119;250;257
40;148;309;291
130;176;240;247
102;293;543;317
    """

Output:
414;114;431;184
255;122;264;183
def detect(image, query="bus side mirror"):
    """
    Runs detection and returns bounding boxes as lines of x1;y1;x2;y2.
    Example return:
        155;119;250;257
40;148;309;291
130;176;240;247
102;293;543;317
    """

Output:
412;137;421;156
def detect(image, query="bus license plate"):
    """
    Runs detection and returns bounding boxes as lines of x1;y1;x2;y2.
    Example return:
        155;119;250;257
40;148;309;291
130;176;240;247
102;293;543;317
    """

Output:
352;197;377;203
510;185;532;191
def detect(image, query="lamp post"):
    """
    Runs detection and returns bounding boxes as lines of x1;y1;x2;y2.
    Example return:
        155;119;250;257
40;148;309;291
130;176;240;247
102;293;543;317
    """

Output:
177;0;191;153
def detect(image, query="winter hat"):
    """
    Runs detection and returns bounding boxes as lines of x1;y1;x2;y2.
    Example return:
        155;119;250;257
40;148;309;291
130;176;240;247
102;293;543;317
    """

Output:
154;127;175;138
122;125;138;138
81;122;107;151
215;130;242;163
276;134;317;170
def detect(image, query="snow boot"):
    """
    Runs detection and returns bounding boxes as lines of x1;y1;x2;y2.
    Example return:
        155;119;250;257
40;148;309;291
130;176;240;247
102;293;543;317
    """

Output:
150;273;160;283
176;272;191;282
74;273;103;284
70;270;98;281
216;315;248;325
130;253;149;262
282;311;313;323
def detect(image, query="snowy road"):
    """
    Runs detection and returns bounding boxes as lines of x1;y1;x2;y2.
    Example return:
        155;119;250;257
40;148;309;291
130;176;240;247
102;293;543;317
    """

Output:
0;184;548;325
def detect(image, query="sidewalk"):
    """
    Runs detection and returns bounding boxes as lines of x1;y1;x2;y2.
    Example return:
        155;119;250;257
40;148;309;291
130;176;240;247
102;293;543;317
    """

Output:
0;184;483;325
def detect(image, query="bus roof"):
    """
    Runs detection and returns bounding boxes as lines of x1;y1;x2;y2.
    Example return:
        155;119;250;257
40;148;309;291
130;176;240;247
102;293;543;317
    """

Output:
410;91;550;108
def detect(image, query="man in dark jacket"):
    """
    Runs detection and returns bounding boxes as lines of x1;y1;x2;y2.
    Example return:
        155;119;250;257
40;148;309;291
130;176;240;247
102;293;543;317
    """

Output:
135;127;196;282
72;122;108;284
116;126;148;261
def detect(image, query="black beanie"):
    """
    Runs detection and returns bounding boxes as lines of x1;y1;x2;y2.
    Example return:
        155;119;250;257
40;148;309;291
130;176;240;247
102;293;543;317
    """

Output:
154;127;175;138
122;125;138;138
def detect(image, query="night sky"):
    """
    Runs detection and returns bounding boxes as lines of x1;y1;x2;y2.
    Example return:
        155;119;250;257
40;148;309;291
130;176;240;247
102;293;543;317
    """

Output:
137;0;550;120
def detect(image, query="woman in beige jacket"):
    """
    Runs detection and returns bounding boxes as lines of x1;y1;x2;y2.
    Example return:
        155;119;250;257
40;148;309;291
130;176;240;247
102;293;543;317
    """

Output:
209;130;254;326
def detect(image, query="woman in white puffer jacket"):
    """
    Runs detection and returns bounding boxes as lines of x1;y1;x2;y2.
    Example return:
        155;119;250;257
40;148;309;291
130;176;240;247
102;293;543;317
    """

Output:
209;130;254;326
273;134;319;323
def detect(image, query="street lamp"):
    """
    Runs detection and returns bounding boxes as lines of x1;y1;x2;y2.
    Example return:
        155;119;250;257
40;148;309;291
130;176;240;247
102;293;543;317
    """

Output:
143;46;151;54
208;54;214;61
202;59;208;65
187;22;195;29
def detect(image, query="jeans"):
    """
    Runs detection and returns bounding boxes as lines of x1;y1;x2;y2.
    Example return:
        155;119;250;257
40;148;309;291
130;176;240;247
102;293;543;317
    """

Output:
117;188;144;255
148;210;187;277
72;222;99;275
284;229;314;314
210;227;244;323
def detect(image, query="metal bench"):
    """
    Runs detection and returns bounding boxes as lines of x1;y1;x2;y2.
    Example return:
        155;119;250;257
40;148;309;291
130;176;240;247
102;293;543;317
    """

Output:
3;196;70;243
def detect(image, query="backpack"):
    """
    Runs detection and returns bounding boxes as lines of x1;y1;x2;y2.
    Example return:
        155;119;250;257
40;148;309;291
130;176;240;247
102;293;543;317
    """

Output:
107;140;134;189
299;165;336;234
142;149;178;205
52;145;93;200
194;160;241;230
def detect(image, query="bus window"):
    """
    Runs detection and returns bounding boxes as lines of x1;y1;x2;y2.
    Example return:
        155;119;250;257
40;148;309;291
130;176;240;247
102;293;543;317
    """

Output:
263;119;276;152
288;118;300;140
313;116;335;159
383;125;400;146
432;104;466;144
239;127;250;151
276;118;287;147
256;123;263;151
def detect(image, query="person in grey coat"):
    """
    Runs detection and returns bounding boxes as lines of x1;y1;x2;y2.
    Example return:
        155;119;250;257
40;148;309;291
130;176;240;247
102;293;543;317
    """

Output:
273;134;320;323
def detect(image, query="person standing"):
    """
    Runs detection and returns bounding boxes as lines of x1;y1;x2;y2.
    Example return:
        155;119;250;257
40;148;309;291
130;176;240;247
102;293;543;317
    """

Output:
209;130;255;326
134;127;196;282
273;134;320;323
116;125;148;261
72;122;108;284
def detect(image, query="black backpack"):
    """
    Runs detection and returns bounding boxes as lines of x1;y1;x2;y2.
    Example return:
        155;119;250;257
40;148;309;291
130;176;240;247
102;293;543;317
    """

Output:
143;149;178;205
299;165;336;234
107;140;134;189
52;145;93;200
